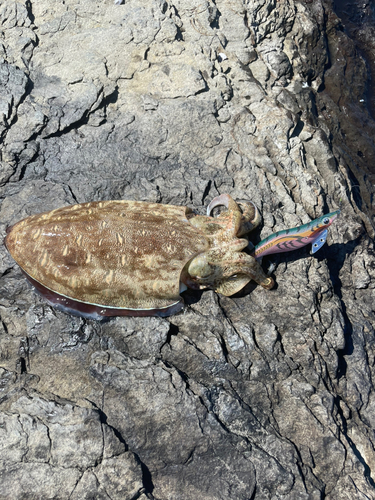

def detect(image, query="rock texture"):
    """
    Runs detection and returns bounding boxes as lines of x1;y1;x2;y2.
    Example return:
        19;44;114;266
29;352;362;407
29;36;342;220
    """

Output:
0;0;374;498
333;0;375;119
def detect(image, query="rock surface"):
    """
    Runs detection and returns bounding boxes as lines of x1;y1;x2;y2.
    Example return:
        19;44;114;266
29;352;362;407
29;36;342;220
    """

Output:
0;0;374;499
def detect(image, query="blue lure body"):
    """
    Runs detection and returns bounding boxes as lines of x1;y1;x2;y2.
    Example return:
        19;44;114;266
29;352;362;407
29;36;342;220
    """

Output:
253;211;340;260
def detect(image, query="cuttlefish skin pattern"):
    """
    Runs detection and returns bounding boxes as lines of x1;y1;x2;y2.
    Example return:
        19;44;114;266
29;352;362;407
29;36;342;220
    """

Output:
5;196;271;318
5;200;207;318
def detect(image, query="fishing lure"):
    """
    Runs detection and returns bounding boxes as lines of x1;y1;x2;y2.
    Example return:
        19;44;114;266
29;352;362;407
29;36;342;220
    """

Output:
253;211;340;260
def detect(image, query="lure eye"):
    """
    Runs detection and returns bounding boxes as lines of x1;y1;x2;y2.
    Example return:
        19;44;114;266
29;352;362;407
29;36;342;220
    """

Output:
323;217;330;225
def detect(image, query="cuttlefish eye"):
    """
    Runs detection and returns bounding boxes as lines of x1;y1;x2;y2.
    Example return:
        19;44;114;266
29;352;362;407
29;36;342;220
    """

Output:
323;217;330;225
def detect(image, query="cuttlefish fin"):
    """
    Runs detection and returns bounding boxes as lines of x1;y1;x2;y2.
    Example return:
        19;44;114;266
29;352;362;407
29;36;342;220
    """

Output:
311;229;328;254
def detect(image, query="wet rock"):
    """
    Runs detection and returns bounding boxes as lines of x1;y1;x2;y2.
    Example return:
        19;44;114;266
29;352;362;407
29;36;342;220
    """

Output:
0;0;374;499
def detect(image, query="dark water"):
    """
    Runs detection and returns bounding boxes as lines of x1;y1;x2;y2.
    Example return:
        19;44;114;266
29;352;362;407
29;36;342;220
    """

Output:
333;0;375;119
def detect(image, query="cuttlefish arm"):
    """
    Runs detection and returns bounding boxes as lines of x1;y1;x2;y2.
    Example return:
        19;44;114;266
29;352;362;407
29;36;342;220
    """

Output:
253;211;340;260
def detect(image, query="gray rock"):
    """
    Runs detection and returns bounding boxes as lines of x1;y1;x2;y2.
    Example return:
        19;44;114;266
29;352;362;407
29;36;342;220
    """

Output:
0;0;374;499
0;394;143;499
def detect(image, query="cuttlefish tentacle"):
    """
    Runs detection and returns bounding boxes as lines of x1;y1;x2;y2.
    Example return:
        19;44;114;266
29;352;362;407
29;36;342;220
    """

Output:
207;195;261;236
207;194;233;216
214;253;275;293
206;194;242;235
237;200;262;236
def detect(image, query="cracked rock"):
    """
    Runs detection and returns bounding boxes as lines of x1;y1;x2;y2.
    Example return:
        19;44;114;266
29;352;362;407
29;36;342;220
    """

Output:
0;0;374;499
